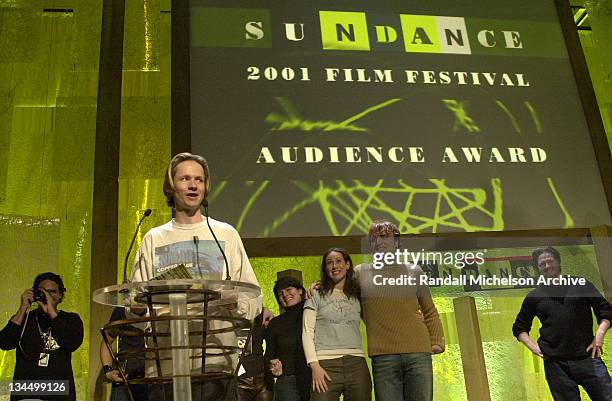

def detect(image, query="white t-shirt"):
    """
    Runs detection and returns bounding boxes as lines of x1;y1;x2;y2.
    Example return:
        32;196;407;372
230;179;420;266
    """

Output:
130;216;262;374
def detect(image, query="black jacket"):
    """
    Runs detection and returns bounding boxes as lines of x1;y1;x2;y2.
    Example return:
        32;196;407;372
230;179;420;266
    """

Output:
0;308;83;401
512;278;612;359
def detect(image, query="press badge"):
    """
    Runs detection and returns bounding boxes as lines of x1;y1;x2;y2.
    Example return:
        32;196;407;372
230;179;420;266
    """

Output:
38;353;49;367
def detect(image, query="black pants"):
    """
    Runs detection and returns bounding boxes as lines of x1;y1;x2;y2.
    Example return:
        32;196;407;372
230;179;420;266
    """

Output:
544;357;612;401
310;356;372;401
147;378;233;401
236;375;273;401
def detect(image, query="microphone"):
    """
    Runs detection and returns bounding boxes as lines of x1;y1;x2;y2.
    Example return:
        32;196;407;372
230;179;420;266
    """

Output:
123;208;152;284
203;199;231;281
193;236;203;278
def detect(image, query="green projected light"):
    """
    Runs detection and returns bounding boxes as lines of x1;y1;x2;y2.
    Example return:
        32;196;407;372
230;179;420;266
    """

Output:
266;97;402;132
227;176;577;237
442;99;481;133
230;179;504;236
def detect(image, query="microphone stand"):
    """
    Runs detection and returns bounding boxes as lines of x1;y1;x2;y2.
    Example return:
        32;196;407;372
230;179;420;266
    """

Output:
202;200;231;281
123;209;152;284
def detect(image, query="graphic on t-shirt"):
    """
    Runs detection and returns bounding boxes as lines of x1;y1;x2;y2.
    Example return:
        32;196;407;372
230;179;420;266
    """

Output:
152;239;225;279
320;297;360;326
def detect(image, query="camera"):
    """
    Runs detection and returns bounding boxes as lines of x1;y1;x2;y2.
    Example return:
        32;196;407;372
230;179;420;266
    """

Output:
33;288;47;304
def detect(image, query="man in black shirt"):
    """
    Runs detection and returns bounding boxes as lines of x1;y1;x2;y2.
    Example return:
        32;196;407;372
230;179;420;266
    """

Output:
0;272;84;401
236;312;273;401
512;247;612;401
100;306;148;401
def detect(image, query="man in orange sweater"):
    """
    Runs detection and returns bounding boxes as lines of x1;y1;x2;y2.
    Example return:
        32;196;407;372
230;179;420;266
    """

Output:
357;220;444;401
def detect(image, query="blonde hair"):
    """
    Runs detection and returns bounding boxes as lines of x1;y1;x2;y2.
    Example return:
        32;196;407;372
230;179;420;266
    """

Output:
163;152;210;207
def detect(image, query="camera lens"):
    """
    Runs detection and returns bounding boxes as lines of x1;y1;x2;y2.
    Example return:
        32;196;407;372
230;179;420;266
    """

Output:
33;289;47;304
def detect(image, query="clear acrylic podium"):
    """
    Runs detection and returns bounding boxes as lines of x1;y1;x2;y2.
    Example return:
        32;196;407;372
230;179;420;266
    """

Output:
93;279;261;401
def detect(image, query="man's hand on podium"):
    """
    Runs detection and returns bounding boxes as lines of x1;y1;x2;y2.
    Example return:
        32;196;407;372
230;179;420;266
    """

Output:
105;369;124;383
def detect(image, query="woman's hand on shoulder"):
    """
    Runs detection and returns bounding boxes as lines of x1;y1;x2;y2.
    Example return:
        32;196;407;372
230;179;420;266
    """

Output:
306;282;320;299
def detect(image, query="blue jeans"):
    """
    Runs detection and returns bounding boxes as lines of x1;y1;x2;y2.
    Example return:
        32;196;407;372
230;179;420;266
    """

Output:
371;353;433;401
544;357;612;401
275;375;309;401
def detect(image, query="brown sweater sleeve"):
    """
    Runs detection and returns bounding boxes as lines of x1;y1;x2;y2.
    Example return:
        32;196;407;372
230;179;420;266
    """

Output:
416;272;445;347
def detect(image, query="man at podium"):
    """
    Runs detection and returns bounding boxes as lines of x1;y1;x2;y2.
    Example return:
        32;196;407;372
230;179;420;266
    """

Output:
130;152;262;401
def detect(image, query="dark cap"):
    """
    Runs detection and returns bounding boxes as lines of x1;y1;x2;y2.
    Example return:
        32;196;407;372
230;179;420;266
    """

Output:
273;276;305;306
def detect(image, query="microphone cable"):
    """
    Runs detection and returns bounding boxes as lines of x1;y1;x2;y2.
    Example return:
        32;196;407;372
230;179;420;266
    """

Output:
203;199;231;281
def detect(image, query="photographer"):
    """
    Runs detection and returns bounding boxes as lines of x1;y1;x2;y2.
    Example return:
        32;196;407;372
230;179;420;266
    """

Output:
0;272;84;401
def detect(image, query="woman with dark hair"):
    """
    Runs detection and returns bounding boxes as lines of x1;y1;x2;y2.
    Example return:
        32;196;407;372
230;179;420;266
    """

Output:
265;277;311;401
302;248;372;401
